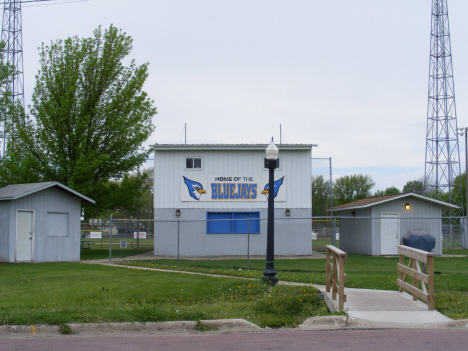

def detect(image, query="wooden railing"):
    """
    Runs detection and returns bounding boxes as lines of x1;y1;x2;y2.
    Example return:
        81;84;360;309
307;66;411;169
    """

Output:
397;245;434;310
325;245;347;311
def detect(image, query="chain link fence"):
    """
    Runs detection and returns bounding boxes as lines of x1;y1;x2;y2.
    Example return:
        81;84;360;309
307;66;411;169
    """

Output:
80;216;468;259
80;218;154;249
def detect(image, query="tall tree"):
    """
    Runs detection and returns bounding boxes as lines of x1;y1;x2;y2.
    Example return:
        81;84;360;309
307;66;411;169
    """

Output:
0;25;156;209
402;179;425;195
374;186;401;197
333;174;375;206
312;175;330;216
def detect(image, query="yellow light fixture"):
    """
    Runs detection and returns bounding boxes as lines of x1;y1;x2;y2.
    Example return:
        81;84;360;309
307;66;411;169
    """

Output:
405;203;410;210
286;209;290;216
176;209;181;216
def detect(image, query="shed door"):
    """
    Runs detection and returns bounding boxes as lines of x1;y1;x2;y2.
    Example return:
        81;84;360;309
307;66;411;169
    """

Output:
380;213;400;255
16;211;34;261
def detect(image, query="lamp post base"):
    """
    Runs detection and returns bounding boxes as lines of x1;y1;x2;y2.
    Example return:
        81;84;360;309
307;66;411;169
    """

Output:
262;263;278;285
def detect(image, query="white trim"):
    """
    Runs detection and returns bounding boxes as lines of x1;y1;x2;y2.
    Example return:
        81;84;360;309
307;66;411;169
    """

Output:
329;193;459;211
152;144;316;151
0;181;95;204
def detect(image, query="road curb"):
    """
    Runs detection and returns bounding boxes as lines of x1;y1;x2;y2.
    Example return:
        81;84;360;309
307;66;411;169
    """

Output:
298;316;468;330
0;319;263;338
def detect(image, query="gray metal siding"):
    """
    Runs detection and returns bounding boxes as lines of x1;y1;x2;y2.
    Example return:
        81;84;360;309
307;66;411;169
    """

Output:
0;201;11;262
154;149;311;210
372;198;443;255
339;208;373;255
4;187;81;262
154;208;311;256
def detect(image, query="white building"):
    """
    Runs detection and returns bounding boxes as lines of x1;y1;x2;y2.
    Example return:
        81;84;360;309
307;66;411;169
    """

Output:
329;193;460;256
153;144;316;257
0;182;95;262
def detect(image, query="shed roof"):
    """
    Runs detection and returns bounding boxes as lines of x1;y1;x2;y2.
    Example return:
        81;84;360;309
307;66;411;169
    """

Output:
151;143;317;151
328;193;458;211
0;182;95;204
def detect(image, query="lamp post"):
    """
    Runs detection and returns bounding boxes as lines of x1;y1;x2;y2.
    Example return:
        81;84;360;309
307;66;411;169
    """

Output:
263;138;279;285
457;127;468;216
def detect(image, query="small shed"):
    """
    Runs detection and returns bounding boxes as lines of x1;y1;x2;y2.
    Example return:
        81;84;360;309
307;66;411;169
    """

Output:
0;182;95;262
329;193;458;256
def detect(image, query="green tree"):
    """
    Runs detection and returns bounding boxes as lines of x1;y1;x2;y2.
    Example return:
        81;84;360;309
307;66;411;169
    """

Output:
312;175;330;216
452;172;466;216
0;25;156;212
333;174;375;206
374;186;400;197
402;179;425;195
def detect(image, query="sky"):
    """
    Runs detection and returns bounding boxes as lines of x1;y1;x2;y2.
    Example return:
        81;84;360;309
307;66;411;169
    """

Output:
15;0;468;192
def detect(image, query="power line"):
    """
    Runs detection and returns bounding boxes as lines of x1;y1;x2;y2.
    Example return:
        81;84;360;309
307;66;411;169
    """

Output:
23;0;90;7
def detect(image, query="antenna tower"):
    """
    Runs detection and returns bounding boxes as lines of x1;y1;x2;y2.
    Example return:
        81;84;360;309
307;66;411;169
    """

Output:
424;0;463;217
0;0;24;158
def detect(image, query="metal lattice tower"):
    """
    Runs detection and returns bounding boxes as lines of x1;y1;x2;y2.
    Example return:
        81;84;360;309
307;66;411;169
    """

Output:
424;0;463;217
0;0;24;158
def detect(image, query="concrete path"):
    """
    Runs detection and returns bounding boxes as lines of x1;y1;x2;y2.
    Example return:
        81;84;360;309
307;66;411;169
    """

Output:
82;251;454;328
320;286;452;328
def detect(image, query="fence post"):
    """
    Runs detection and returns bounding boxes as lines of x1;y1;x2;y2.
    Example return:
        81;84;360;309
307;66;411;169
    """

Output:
109;215;112;262
247;219;250;271
101;220;103;249
331;217;336;247
177;220;180;268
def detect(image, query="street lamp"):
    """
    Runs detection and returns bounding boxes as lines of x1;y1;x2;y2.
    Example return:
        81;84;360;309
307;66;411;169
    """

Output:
263;138;279;285
457;127;468;217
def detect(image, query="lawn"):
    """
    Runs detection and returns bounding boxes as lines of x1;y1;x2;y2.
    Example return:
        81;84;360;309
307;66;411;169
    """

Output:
121;255;468;320
0;262;331;327
81;237;154;249
80;248;153;260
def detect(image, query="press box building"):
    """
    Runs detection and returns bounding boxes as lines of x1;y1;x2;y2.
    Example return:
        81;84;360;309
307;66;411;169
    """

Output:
153;144;315;257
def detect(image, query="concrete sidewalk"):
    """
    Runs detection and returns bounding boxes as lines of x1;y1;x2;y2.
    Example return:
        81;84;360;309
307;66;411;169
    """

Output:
320;286;453;328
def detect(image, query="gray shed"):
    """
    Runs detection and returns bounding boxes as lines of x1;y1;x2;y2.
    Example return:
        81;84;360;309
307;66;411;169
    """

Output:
329;193;458;256
0;182;95;262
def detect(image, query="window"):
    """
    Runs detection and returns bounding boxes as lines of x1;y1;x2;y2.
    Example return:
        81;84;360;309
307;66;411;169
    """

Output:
46;212;69;237
186;157;202;169
207;212;260;234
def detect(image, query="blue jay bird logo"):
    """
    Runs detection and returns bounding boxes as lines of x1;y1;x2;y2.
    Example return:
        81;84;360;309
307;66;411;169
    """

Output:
183;176;206;200
261;176;285;199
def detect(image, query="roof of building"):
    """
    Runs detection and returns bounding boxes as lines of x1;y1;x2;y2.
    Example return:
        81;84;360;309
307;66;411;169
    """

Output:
328;192;459;211
0;182;95;204
151;143;317;151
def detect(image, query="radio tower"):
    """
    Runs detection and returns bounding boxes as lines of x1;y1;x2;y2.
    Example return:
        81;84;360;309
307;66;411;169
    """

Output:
0;0;24;158
424;0;463;216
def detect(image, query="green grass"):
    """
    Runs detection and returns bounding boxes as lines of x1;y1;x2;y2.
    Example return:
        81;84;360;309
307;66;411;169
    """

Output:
80;248;153;260
81;237;154;248
0;262;331;327
443;249;468;256
121;255;468;320
312;239;340;251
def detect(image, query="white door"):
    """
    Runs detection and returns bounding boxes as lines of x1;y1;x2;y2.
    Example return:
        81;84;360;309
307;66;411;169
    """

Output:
16;211;33;261
380;213;400;255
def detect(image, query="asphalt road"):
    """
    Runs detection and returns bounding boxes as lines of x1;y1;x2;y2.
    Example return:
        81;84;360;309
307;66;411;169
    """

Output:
2;329;468;351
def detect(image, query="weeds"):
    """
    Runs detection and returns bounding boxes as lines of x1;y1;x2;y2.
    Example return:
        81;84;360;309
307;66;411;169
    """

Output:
194;320;218;331
58;324;74;335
